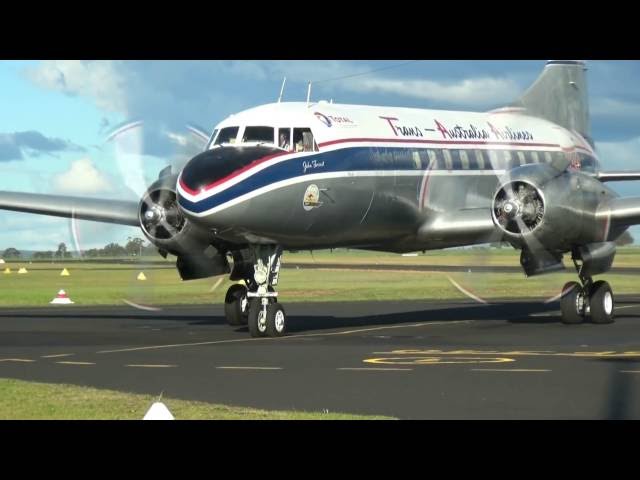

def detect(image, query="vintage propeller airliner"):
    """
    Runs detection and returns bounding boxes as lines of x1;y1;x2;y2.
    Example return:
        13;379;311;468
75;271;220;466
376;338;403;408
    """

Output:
2;60;639;337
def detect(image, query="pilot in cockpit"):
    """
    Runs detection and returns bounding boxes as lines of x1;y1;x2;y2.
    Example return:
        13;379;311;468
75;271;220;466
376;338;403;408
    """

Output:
279;132;290;150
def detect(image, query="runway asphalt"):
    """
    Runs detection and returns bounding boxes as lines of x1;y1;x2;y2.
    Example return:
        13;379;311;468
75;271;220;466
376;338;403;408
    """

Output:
1;297;640;419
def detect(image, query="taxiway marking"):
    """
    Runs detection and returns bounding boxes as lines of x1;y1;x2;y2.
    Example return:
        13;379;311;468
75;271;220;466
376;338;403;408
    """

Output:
56;361;95;366
96;320;471;354
470;368;550;372
41;353;74;359
216;366;282;370
0;358;35;363
337;367;413;371
125;364;177;368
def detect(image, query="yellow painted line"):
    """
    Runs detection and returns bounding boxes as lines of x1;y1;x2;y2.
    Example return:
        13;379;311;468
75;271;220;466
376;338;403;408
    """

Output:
365;356;515;365
0;358;35;363
41;353;74;359
216;366;282;370
97;320;471;354
125;364;177;368
470;369;550;372
56;361;95;366
370;349;640;359
338;367;413;371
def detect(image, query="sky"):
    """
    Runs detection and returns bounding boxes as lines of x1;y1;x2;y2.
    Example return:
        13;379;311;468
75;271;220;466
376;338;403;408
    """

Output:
0;60;639;252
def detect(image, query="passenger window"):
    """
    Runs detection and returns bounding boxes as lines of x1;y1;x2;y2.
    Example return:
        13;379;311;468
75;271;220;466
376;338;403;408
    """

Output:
459;150;470;170
442;150;453;170
278;128;292;151
474;150;485;170
517;151;526;166
427;149;438;168
488;150;500;169
215;127;239;145
293;128;319;152
412;151;421;169
242;126;275;144
530;151;540;164
544;151;553;163
502;150;512;169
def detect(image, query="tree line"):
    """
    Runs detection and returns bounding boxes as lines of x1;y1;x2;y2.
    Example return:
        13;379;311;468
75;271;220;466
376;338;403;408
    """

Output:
2;237;156;259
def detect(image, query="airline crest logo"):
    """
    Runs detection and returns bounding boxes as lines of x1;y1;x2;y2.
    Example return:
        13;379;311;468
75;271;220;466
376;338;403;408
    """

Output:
314;112;332;127
303;184;321;211
314;112;355;128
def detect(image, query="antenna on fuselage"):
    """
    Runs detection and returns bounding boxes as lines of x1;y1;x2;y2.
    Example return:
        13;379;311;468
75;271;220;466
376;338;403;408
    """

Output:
306;81;312;106
277;77;287;103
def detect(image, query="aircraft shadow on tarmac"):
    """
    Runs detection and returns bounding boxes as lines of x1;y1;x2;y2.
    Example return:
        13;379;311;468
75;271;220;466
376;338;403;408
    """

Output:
2;300;631;333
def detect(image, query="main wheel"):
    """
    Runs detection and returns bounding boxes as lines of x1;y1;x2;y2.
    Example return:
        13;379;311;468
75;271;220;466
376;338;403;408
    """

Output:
224;284;248;326
266;303;286;337
248;299;268;337
560;281;585;325
589;280;615;324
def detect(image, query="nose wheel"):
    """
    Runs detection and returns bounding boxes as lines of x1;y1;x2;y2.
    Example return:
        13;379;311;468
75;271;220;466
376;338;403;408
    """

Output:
225;245;287;337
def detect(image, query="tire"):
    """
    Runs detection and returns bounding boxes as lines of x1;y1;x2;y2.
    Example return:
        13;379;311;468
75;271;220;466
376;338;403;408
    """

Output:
224;284;248;326
589;280;615;324
248;299;268;337
560;281;585;325
266;303;286;337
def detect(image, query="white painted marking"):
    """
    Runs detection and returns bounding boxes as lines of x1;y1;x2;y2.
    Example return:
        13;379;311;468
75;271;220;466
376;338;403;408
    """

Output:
446;276;488;305
126;364;177;368
0;358;35;363
216;366;282;370
97;320;471;354
56;361;95;366
620;370;640;374
616;305;638;311
122;299;162;312
41;353;74;359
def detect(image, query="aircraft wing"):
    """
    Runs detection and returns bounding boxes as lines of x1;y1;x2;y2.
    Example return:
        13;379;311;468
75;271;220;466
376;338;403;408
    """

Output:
601;197;640;228
417;208;503;248
596;171;640;182
0;191;140;227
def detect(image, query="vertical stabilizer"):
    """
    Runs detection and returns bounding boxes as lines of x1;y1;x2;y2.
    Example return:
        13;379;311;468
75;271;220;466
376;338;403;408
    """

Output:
512;60;592;145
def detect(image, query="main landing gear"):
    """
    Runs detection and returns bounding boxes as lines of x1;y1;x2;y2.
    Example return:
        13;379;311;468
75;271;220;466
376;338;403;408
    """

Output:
560;255;615;325
223;245;287;337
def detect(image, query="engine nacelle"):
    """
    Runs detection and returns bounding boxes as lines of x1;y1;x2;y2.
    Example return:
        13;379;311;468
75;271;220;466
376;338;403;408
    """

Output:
138;174;230;280
491;163;609;256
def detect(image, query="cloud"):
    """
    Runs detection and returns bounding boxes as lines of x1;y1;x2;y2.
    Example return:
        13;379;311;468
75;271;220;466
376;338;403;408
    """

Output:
52;158;113;194
347;76;520;107
0;130;82;162
26;60;128;113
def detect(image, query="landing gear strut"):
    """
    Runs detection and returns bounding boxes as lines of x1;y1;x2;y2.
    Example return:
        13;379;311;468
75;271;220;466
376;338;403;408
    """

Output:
560;254;615;325
223;245;287;337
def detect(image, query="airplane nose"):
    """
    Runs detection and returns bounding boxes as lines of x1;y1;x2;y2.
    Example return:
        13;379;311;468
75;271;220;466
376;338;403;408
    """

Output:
179;145;282;196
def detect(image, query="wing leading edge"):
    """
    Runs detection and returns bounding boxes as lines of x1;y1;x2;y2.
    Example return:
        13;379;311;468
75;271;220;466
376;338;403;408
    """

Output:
0;191;140;227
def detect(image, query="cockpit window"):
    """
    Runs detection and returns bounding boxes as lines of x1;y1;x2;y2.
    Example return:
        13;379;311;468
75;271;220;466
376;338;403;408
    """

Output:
293;128;319;152
215;127;239;145
243;126;275;144
206;129;219;149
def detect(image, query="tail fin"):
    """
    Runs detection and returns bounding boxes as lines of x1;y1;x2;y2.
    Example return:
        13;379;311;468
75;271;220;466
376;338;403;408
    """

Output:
512;60;592;146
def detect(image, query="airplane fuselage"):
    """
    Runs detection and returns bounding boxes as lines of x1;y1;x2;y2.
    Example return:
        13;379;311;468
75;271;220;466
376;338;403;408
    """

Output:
176;102;613;252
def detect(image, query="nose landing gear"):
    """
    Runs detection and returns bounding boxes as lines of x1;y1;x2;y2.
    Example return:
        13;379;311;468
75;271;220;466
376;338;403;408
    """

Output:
224;245;287;337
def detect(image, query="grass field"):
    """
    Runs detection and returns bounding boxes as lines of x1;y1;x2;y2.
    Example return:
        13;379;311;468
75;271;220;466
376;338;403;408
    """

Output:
0;378;390;420
0;247;638;307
